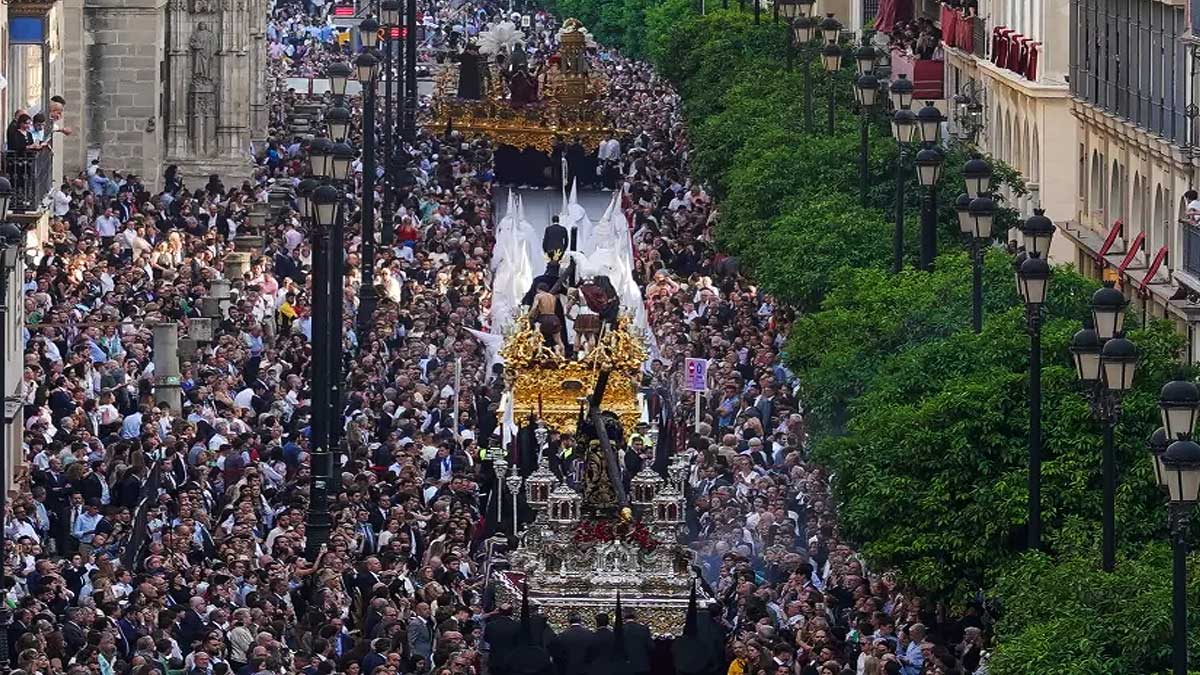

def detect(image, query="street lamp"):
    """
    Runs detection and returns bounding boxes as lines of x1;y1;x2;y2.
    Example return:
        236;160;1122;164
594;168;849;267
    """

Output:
854;70;878;208
1161;380;1200;440
788;0;818;131
309;137;333;178
327;61;352;98
818;14;842;134
359;16;380;49
404;0;418;141
356;47;382;338
914;144;943;271
963;154;993;199
1017;251;1050;552
304;182;342;561
1020;207;1056;259
380;0;401;247
325;106;351;143
330;142;355;182
889;73;914;111
891;107;916;273
1158;437;1200;675
1070;314;1138;573
964;194;995;333
916;101;944;145
1090;280;1127;341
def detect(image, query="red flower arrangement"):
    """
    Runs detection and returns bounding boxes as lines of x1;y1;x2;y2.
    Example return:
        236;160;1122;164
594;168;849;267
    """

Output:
572;518;659;553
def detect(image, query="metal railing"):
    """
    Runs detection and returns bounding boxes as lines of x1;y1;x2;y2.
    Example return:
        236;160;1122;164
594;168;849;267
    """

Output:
3;147;52;213
1183;222;1200;280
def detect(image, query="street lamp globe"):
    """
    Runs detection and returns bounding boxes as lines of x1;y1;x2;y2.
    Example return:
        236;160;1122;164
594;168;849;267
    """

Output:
325;106;352;142
327;61;353;98
854;74;879;107
889;73;914;110
312;184;340;230
1151;427;1171;489
297;177;321;221
330;142;355;182
1017;252;1050;305
962;155;992;199
891;108;916;144
359;17;381;49
356;50;380;86
1160;439;1200;504
777;0;802;20
968;195;995;240
0;176;12;223
792;14;817;44
1069;323;1102;383
1019;208;1056;259
915;101;943;145
381;0;401;25
854;45;876;76
914;147;944;188
955;193;973;234
1161;380;1200;440
1013;251;1028;301
1100;335;1137;392
308;137;333;178
1090;281;1127;341
818;13;841;43
820;42;841;73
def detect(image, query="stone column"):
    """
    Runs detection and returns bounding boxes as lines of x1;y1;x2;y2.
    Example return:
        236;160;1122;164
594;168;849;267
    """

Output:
202;277;232;317
152;322;182;413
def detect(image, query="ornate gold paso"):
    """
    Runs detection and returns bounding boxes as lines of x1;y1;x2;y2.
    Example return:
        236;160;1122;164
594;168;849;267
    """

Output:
499;316;646;437
424;18;621;152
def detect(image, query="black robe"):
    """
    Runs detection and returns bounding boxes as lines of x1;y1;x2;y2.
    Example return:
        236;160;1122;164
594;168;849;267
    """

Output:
457;50;485;100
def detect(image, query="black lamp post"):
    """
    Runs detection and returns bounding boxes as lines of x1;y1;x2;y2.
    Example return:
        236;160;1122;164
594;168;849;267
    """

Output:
819;14;842;135
355;34;381;339
913;101;944;271
305;177;340;560
1015;219;1053;552
853;45;877;209
0;176;14;670
1069;280;1131;572
404;0;418;141
790;10;818;132
960;192;994;333
381;0;400;246
890;106;915;273
1156;431;1200;675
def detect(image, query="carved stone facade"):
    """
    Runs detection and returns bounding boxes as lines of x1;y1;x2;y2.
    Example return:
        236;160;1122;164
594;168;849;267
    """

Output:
59;0;266;187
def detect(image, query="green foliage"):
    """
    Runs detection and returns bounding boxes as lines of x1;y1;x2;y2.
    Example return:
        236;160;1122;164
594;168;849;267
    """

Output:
988;545;1200;675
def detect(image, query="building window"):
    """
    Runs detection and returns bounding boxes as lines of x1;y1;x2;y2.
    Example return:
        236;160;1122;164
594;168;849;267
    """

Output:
8;16;48;117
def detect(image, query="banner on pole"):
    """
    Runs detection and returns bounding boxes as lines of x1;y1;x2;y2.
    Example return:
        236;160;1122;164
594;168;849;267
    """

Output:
684;358;709;392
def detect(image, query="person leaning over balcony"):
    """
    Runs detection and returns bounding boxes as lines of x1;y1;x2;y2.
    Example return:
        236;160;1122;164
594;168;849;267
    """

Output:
1183;189;1200;226
48;95;73;140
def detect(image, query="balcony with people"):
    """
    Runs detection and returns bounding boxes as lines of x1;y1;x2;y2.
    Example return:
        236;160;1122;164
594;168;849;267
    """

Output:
3;111;53;214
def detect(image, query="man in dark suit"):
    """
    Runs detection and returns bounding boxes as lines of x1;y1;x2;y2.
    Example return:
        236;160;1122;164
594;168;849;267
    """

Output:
585;613;614;665
176;596;210;652
549;612;593;675
62;607;88;654
620;608;654;675
481;603;520;674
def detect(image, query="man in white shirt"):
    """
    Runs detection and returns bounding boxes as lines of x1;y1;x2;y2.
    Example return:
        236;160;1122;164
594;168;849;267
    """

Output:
95;207;120;242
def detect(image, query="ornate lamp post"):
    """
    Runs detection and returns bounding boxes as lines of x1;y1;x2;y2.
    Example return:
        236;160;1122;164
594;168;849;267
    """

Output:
914;101;943;271
354;39;381;338
404;0;418;141
380;0;401;246
782;0;817;118
853;46;878;209
1157;432;1200;675
889;75;914;273
818;14;842;135
1015;247;1050;552
963;192;995;332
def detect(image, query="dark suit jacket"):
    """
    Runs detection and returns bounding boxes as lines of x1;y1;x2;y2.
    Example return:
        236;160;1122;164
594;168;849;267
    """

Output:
585;627;614;664
622;621;654;673
549;625;594;675
62;621;86;654
176;609;208;649
482;615;520;669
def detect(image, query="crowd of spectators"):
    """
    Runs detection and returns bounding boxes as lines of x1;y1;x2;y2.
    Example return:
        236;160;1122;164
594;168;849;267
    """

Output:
0;1;992;675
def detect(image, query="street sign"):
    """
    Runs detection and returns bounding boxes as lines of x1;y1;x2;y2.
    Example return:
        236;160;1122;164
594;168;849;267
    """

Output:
684;358;709;392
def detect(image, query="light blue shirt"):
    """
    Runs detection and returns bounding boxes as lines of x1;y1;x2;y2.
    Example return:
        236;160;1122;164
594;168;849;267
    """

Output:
73;510;102;543
900;640;924;675
120;412;143;439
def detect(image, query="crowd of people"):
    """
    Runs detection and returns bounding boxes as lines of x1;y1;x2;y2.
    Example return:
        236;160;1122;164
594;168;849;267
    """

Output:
1;1;994;675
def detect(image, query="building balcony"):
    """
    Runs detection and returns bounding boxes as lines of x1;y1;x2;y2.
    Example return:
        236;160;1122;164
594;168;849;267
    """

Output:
2;147;52;214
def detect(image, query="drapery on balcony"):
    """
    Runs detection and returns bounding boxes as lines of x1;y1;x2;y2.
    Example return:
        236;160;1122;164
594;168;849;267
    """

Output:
939;5;975;52
991;26;1040;81
890;48;945;100
3;147;52;213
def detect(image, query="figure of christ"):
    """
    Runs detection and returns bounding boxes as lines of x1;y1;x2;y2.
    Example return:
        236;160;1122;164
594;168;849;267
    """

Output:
509;67;540;107
528;282;565;357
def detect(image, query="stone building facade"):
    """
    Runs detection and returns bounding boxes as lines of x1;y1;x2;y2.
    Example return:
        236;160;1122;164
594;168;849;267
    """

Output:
59;0;268;186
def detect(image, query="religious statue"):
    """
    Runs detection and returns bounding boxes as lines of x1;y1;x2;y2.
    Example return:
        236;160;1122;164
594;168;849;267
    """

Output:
580;439;618;515
456;42;485;100
190;22;217;83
